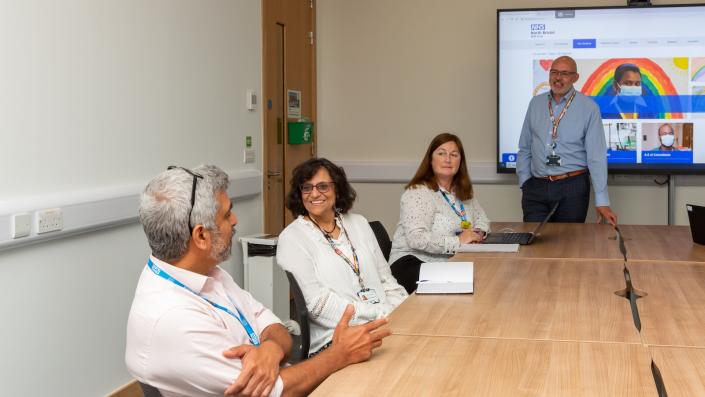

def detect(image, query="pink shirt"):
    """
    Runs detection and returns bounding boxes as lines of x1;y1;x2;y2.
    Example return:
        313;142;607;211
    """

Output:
125;256;284;397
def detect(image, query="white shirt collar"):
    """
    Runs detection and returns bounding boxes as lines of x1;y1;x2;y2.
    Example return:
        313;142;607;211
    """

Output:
149;255;209;294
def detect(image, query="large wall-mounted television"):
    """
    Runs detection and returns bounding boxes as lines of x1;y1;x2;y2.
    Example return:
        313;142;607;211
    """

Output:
497;4;705;174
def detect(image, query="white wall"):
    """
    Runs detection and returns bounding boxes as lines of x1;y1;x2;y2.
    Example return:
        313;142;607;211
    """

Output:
317;0;705;232
0;0;262;198
0;1;263;396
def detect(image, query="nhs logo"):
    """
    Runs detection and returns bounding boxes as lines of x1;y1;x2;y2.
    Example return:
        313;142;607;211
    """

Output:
530;23;554;37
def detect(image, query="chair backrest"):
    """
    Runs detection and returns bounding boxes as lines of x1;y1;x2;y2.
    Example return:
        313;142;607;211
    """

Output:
285;270;310;363
369;221;392;261
138;382;163;397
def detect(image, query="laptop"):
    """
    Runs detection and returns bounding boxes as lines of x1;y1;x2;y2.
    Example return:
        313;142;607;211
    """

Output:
483;202;559;245
687;204;705;246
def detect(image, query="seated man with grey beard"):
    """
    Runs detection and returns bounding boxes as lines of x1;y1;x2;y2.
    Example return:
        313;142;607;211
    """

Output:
126;165;390;397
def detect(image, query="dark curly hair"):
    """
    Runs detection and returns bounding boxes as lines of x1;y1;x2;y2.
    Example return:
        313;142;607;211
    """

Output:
286;158;357;217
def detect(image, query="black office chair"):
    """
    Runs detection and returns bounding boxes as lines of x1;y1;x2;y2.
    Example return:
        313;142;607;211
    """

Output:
285;270;310;363
369;221;392;261
138;382;163;397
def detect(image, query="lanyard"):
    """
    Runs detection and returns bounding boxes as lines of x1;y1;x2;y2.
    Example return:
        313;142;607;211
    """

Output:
310;216;365;288
147;259;260;346
548;90;577;141
440;190;472;230
440;190;467;222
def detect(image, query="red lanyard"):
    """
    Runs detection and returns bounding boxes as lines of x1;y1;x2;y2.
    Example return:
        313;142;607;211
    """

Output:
548;90;577;141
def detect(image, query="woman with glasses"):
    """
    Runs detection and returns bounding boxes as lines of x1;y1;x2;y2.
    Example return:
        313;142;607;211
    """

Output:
389;133;490;293
277;158;407;357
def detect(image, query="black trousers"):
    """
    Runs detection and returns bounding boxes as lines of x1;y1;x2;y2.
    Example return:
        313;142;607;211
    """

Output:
521;172;591;223
390;255;424;294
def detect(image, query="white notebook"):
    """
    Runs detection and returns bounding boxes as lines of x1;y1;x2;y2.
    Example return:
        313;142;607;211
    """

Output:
416;262;474;294
457;243;519;253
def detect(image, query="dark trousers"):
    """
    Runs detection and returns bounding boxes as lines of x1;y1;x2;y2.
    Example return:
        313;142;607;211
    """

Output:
521;172;591;223
390;255;424;294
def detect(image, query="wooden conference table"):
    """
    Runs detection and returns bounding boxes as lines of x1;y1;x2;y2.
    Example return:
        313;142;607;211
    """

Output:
312;223;705;396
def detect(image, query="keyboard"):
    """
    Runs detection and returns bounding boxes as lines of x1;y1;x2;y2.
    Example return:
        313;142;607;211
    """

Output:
484;232;532;245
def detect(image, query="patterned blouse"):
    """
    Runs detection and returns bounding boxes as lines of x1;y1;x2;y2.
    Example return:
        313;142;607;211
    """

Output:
389;184;490;264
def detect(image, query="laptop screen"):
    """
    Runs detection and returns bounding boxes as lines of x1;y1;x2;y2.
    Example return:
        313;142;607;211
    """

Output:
530;202;560;235
687;204;705;245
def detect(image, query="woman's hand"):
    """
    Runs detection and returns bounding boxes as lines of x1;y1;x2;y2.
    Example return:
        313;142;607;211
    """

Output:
458;229;484;244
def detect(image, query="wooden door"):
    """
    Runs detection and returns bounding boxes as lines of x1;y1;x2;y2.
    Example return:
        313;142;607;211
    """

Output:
682;123;693;149
263;0;316;234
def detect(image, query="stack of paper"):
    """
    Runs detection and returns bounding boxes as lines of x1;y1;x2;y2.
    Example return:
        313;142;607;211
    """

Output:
416;262;474;294
457;244;519;253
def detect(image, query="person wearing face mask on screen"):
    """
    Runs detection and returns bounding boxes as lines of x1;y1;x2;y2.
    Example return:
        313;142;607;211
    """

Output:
650;123;680;151
611;63;643;96
604;63;654;119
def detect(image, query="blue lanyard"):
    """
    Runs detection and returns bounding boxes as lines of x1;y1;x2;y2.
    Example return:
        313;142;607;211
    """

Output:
440;190;467;222
147;259;260;346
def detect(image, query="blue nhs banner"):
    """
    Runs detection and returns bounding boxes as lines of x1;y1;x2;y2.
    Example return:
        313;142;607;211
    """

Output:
641;151;693;164
606;150;636;164
502;153;518;168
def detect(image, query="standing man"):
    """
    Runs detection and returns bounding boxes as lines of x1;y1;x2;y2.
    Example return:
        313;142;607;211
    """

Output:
126;165;391;397
517;56;618;225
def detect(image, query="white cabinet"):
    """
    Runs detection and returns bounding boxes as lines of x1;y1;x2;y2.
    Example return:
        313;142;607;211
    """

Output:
240;235;289;321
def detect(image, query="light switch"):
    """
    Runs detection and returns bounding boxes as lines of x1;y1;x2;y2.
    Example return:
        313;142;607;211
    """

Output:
246;90;257;111
244;149;255;163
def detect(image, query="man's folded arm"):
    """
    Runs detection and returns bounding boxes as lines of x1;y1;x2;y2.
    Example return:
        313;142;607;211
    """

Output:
150;306;284;397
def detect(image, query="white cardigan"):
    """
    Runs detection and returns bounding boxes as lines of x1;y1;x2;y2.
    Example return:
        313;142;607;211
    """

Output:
276;213;408;354
389;185;490;264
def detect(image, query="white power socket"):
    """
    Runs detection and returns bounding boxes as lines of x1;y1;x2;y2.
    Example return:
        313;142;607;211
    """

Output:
36;208;63;234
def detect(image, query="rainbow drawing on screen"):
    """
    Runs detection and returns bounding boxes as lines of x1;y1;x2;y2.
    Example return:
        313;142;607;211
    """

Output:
581;58;682;119
692;58;705;82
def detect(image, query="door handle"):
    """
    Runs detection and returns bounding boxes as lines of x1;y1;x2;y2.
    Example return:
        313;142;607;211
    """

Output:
267;171;282;177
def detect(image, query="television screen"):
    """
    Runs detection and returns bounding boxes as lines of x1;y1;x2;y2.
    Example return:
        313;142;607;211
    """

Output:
497;4;705;174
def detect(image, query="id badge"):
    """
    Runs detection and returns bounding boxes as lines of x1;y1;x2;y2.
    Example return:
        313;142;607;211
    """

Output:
546;138;560;166
357;288;380;304
546;154;562;166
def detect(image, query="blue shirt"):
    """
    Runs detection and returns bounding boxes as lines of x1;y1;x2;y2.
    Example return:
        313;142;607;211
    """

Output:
517;88;610;207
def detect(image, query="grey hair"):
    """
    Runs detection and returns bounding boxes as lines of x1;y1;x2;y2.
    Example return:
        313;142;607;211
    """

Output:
139;164;229;262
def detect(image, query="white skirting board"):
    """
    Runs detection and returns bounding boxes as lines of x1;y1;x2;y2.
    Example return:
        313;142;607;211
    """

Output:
0;169;262;252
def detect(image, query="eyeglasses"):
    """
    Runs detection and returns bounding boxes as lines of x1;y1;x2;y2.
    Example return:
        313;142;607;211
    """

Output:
167;166;203;234
549;69;576;78
301;181;334;194
435;151;460;159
